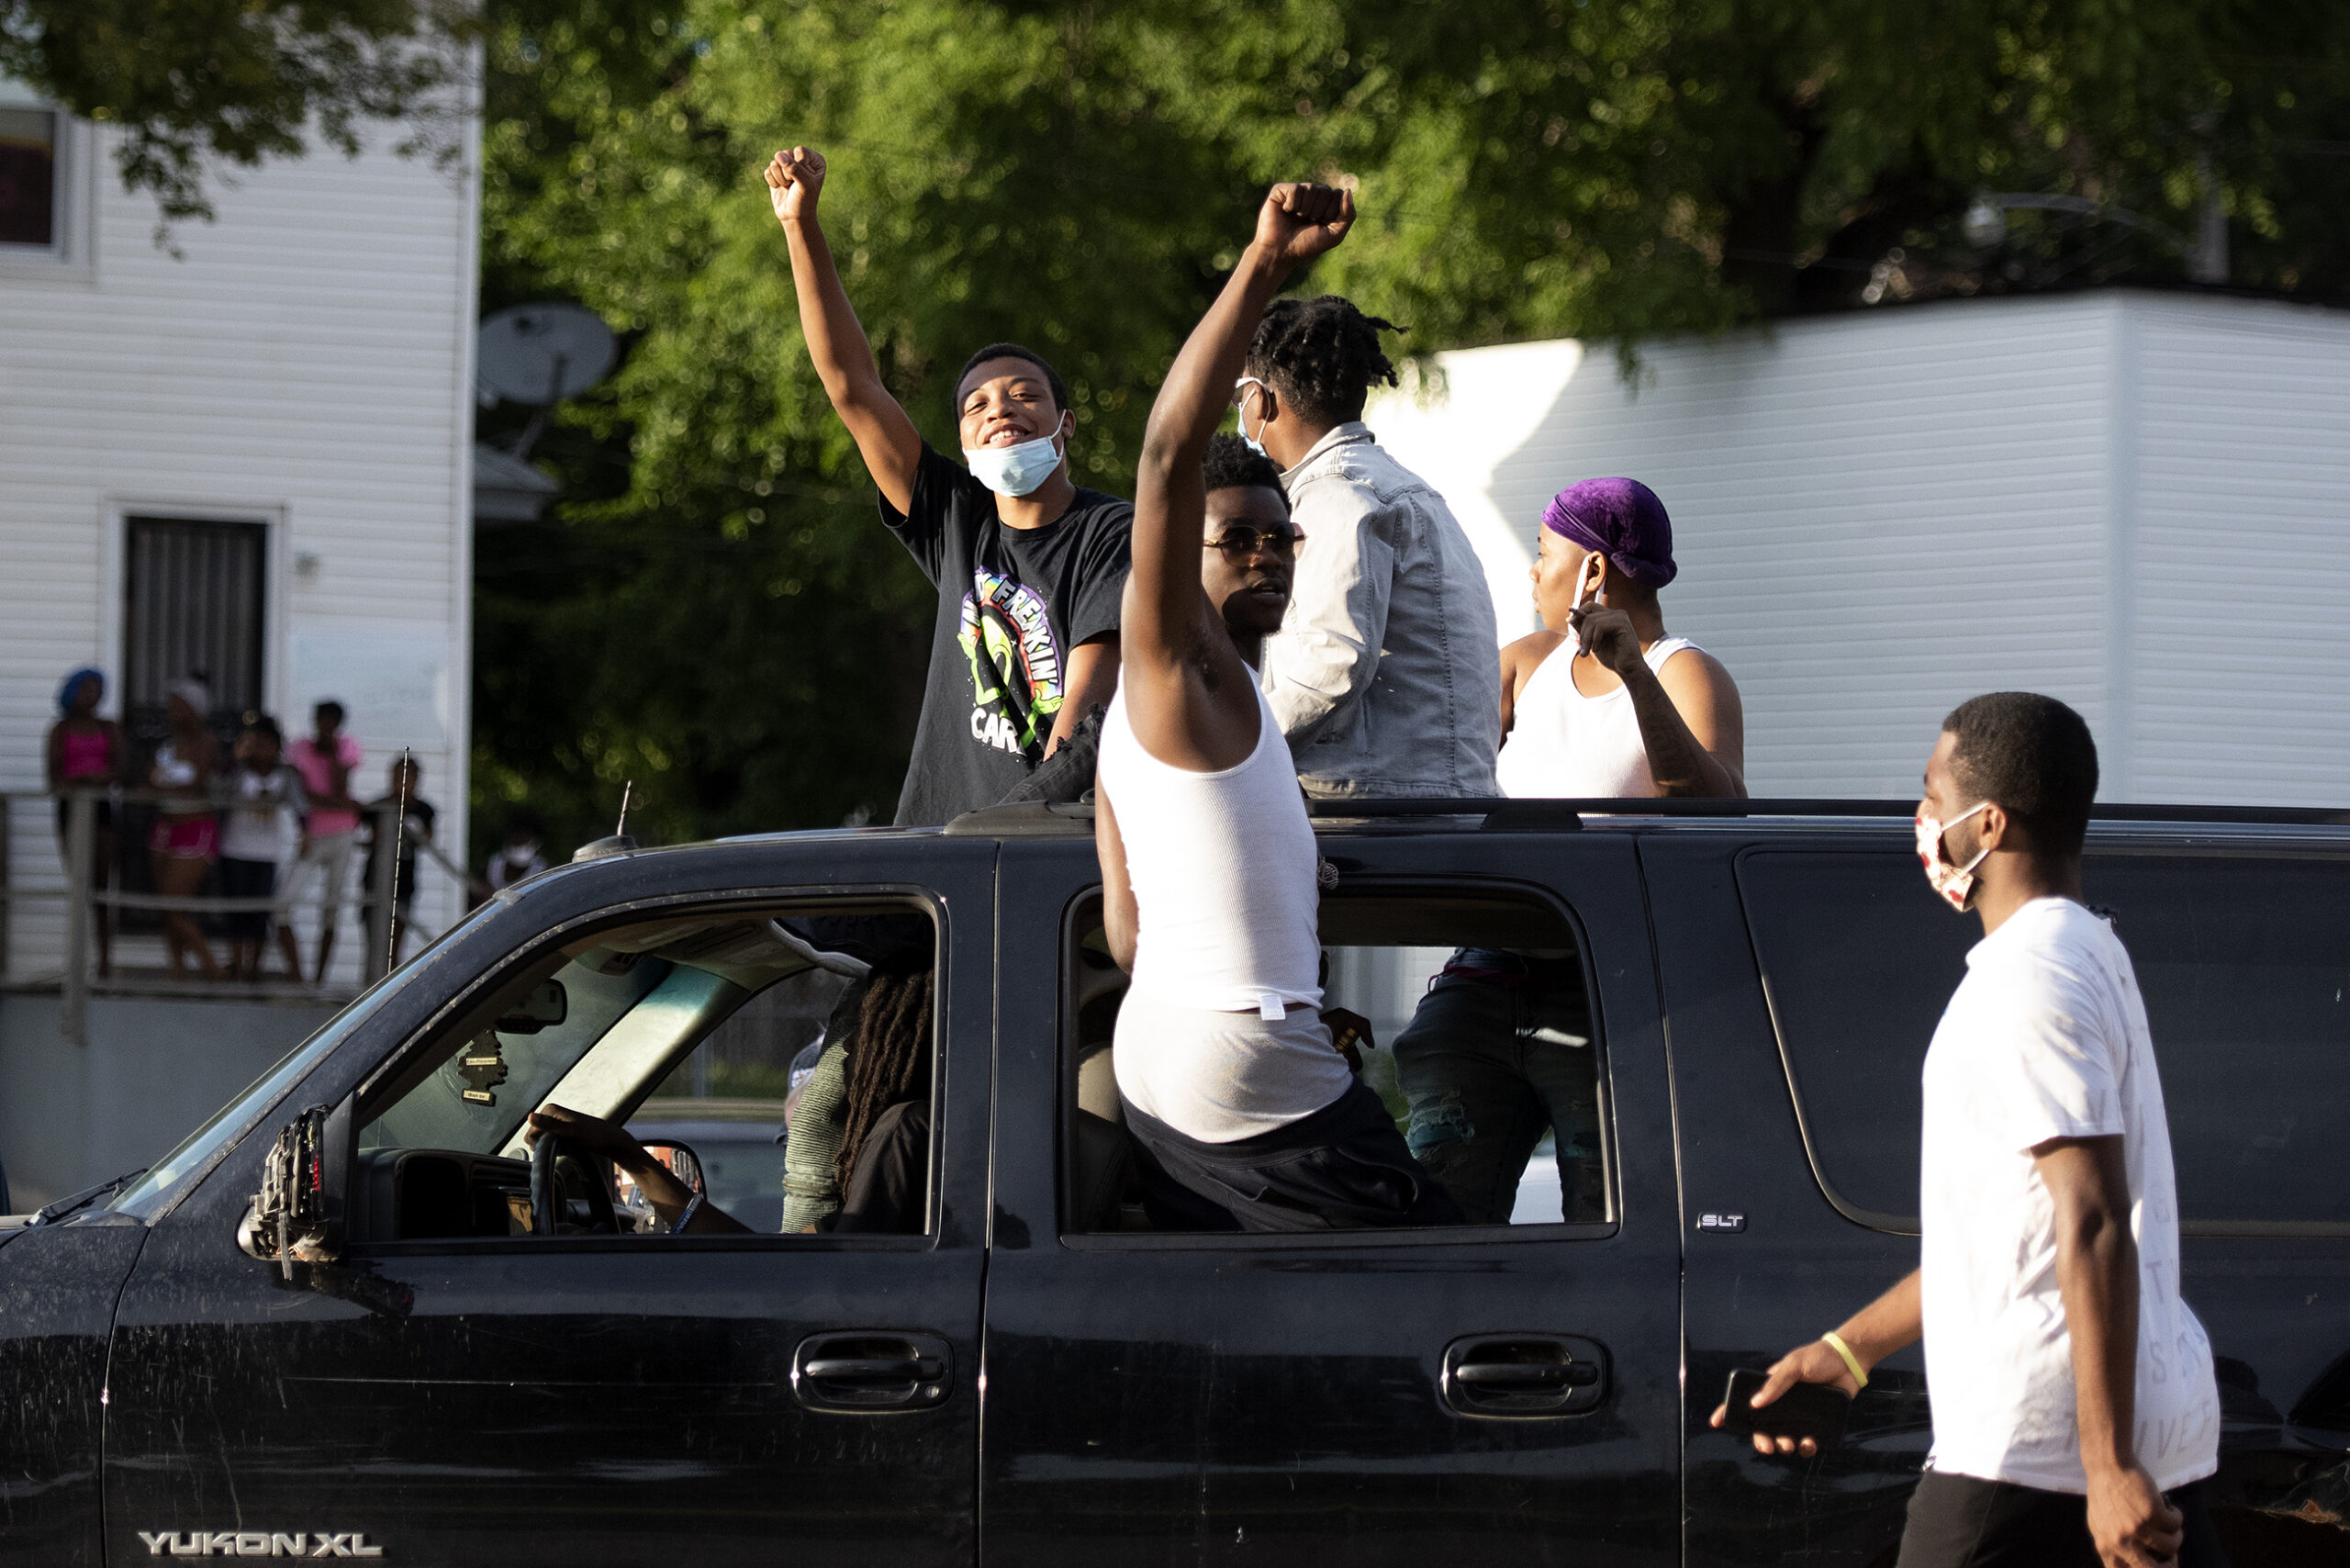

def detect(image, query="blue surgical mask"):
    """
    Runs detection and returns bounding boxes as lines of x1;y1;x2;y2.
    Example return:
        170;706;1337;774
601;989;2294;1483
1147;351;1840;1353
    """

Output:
1233;377;1270;457
963;431;1064;498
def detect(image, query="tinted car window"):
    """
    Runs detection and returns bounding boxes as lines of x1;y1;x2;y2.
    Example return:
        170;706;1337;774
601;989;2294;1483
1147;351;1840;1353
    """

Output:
1739;847;2350;1233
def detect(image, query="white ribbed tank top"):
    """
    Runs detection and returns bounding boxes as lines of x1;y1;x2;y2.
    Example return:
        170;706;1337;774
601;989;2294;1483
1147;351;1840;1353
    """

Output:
1098;683;1324;1015
1495;637;1701;799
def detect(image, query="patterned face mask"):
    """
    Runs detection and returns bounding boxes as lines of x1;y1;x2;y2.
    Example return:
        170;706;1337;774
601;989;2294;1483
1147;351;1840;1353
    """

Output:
1916;801;1992;912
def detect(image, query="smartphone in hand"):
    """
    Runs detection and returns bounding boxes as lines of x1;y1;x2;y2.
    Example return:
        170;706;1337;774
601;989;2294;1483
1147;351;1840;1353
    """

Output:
1718;1369;1852;1450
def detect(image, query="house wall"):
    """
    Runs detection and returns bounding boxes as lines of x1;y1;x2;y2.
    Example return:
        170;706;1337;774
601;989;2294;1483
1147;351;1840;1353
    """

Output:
1368;293;2350;805
0;992;337;1211
2126;298;2350;805
0;108;481;977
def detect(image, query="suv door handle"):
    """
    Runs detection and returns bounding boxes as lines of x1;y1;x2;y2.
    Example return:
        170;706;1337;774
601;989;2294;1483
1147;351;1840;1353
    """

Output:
792;1332;953;1414
1442;1334;1608;1418
803;1356;945;1381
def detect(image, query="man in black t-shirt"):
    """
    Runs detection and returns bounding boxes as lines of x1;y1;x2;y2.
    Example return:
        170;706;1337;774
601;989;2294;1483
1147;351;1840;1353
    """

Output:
767;145;1131;824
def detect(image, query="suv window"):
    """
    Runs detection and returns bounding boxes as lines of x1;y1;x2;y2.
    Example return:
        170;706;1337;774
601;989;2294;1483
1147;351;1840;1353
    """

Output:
356;905;934;1240
1739;848;2350;1234
1062;888;1612;1236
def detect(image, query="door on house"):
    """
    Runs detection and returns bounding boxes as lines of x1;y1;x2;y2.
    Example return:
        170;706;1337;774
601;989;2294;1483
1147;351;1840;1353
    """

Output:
118;516;268;927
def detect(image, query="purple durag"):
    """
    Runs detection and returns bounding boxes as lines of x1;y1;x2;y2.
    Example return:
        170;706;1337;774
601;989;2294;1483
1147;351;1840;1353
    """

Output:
1541;477;1677;589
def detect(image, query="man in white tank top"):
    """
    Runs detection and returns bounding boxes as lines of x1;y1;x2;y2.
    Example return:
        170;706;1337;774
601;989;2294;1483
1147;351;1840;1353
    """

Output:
1092;181;1461;1233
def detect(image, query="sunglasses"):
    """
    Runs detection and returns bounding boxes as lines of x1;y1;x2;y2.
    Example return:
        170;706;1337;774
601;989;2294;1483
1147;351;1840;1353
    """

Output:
1203;524;1304;557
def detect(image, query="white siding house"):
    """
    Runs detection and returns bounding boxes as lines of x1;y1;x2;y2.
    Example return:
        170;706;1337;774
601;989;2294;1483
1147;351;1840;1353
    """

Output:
1367;292;2350;805
0;95;481;978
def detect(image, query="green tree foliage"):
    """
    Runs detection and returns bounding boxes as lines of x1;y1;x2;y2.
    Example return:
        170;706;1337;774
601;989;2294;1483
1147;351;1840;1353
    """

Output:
2;0;469;224
477;0;2349;850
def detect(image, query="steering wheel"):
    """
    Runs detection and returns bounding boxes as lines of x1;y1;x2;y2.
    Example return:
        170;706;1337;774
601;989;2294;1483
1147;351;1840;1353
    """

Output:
529;1134;620;1237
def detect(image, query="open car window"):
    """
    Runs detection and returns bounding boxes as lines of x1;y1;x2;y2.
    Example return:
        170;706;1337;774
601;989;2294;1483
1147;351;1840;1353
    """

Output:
1063;885;1613;1238
355;905;934;1242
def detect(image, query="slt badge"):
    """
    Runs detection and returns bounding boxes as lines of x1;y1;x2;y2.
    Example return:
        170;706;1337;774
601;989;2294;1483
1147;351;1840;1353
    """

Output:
136;1531;386;1558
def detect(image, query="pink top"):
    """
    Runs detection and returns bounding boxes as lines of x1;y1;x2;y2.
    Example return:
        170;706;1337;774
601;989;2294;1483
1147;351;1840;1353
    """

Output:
289;734;364;835
59;727;115;782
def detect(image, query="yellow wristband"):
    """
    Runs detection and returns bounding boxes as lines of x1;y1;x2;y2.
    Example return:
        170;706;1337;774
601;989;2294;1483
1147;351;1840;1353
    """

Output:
1820;1331;1868;1389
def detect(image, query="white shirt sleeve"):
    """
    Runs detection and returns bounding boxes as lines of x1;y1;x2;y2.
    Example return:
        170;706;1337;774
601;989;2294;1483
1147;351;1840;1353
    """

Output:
1975;950;2126;1153
1259;482;1395;743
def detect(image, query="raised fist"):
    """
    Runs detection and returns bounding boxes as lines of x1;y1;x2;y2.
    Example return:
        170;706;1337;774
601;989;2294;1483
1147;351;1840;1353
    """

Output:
766;146;826;225
1252;181;1355;266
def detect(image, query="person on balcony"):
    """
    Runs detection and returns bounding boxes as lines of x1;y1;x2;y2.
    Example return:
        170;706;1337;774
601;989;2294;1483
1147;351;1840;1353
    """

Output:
44;667;130;978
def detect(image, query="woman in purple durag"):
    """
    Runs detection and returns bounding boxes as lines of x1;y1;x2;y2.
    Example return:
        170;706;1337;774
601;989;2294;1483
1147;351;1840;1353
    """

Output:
1494;476;1746;801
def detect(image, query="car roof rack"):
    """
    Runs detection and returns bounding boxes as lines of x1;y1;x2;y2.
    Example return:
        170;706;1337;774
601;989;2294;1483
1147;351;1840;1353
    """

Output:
941;796;2350;838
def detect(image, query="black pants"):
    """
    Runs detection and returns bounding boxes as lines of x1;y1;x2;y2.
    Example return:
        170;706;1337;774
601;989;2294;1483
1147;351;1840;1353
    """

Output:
1123;1078;1465;1234
217;856;276;941
1898;1472;2228;1568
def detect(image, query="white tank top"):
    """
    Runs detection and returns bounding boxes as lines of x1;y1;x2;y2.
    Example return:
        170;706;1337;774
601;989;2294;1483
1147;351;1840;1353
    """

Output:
1495;636;1701;799
151;741;208;816
1098;683;1324;1015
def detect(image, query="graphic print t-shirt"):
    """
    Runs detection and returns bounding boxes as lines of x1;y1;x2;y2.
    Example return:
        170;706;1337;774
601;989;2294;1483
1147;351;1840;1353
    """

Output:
882;442;1131;825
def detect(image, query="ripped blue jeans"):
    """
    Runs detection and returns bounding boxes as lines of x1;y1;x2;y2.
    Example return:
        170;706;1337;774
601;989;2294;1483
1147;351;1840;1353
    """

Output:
1390;948;1605;1226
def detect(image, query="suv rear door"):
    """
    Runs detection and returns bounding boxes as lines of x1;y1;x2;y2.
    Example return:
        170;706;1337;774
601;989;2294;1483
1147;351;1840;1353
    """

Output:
979;825;1681;1565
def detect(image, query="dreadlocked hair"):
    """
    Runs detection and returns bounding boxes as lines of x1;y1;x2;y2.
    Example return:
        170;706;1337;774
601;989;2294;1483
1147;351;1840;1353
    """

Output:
833;959;936;1190
1246;295;1404;427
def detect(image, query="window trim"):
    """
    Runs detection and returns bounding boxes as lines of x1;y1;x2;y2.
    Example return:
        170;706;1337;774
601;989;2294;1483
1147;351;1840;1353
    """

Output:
345;885;950;1251
1053;873;1622;1248
1736;840;2350;1240
0;84;96;281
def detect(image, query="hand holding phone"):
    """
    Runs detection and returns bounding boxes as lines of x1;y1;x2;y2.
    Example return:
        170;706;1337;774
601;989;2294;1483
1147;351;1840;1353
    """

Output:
1716;1367;1852;1453
1563;554;1598;655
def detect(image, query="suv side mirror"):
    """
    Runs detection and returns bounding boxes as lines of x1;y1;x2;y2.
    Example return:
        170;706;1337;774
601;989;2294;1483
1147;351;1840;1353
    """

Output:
237;1102;352;1274
495;980;567;1035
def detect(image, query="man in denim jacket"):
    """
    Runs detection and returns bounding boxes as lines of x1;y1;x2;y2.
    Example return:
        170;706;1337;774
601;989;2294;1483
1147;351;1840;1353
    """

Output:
1233;297;1502;799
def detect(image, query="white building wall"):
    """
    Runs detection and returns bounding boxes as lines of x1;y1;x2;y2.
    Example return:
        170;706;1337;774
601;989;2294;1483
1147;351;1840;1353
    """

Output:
2127;297;2350;805
0;109;480;976
1369;293;2350;806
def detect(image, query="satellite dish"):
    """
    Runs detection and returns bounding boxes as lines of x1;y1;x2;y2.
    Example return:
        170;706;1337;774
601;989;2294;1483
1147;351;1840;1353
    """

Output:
477;303;617;407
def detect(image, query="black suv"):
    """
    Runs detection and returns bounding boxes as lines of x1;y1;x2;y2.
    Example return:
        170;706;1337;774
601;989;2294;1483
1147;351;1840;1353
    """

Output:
4;800;2344;1567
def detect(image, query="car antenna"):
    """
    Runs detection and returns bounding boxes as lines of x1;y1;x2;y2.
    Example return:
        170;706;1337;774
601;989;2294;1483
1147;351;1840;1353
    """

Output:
386;747;414;974
572;778;640;863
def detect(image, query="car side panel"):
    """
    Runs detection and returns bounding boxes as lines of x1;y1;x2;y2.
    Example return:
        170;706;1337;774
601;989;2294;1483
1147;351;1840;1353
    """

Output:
979;832;1684;1566
99;838;996;1567
1640;834;1929;1568
0;1221;145;1568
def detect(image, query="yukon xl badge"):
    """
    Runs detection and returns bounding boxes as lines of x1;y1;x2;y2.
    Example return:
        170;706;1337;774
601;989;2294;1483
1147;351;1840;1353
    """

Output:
137;1533;385;1558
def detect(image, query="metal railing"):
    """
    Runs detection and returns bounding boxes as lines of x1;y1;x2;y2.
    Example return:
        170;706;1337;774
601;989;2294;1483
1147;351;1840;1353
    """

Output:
2;789;466;1044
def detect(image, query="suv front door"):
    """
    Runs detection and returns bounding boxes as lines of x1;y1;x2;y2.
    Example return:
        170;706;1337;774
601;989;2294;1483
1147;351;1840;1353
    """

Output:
979;826;1681;1565
100;839;994;1567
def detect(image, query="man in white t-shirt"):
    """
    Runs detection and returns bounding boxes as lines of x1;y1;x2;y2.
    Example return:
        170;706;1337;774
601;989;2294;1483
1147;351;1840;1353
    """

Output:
1714;692;2224;1568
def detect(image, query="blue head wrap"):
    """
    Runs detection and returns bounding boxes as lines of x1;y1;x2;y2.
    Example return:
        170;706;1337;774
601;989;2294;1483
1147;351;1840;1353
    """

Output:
57;667;104;716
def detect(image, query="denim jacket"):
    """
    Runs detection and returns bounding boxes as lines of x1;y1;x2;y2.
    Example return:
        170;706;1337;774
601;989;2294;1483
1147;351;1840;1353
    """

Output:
1259;424;1502;799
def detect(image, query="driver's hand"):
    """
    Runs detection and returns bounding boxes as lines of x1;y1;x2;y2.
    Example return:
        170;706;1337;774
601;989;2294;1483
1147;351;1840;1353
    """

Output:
526;1103;646;1170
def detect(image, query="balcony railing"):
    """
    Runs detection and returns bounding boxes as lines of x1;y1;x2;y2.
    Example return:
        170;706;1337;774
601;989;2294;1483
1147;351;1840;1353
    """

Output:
1;789;467;1042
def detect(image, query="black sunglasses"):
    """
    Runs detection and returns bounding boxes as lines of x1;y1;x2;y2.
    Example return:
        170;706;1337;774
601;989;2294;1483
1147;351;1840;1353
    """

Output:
1203;523;1304;557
